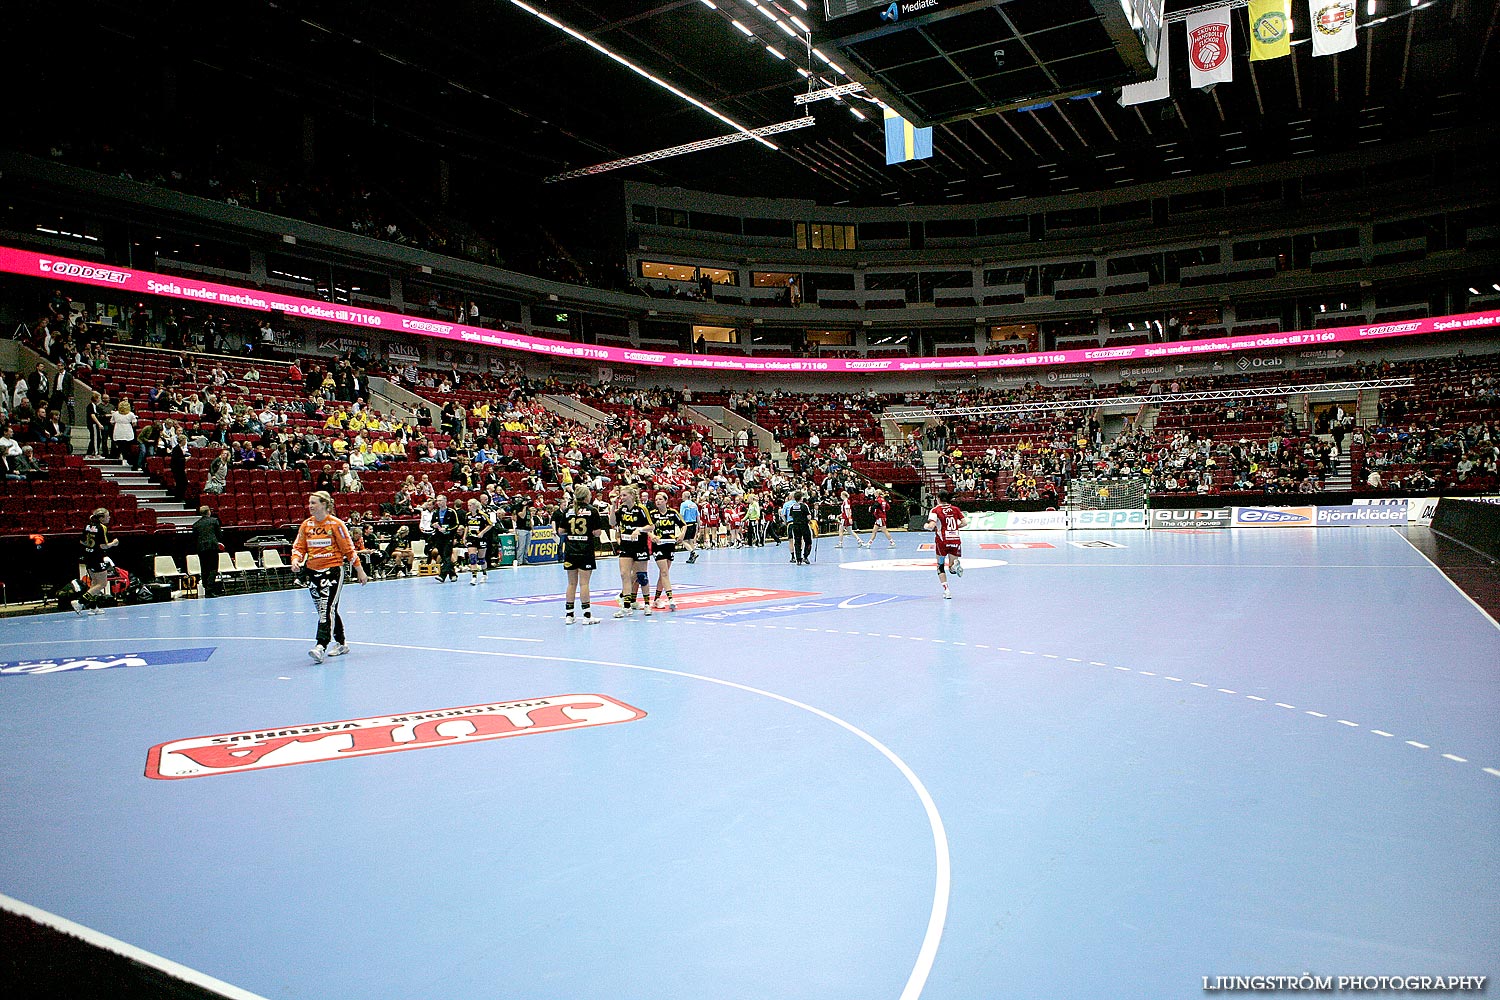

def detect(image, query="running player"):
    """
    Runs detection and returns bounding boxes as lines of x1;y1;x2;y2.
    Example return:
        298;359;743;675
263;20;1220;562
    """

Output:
291;490;369;662
680;492;701;564
834;490;856;548
925;490;967;599
864;489;896;548
74;507;119;615
611;485;655;618
555;485;606;625
649;491;687;611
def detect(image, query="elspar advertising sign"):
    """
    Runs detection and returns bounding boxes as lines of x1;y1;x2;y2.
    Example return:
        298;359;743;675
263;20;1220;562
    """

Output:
4;245;1493;375
1232;506;1317;527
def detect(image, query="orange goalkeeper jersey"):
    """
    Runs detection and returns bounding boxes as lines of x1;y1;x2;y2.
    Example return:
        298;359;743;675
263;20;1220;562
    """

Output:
292;514;357;571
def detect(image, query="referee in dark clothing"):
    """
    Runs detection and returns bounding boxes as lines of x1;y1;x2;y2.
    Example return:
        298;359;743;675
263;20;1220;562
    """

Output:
192;505;223;597
787;491;814;565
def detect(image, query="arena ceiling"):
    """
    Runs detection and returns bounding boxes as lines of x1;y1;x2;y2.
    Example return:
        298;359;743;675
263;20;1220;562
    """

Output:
10;0;1500;207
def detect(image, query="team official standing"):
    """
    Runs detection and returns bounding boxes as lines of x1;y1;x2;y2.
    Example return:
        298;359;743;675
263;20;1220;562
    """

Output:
291;490;368;662
786;491;814;565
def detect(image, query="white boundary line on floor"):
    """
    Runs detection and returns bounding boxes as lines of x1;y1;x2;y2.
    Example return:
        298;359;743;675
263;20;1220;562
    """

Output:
1391;527;1500;632
0;891;272;1000
0;635;951;1000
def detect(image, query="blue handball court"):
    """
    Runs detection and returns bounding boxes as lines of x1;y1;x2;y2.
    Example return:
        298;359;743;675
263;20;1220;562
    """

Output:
1;526;1497;999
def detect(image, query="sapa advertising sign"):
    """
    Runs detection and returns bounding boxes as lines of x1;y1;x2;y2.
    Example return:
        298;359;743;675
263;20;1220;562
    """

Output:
1232;506;1317;527
1148;508;1231;529
1071;509;1148;529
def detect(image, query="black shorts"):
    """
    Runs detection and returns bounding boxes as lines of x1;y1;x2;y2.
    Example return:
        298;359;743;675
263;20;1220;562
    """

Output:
618;542;650;562
683;523;698;541
654;544;675;563
563;546;596;571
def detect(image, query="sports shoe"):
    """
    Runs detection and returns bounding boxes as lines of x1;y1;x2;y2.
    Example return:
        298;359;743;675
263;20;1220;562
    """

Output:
686;552;698;564
943;591;952;600
889;541;897;547
327;642;350;656
835;543;844;548
613;608;632;619
564;614;576;625
667;601;676;612
469;576;477;586
481;573;488;583
582;615;599;625
953;562;964;578
71;600;85;616
308;645;327;663
642;604;652;616
87;607;103;616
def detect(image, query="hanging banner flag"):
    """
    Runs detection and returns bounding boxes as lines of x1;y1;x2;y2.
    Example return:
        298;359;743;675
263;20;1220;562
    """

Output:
1308;0;1358;56
1187;7;1235;88
883;108;933;165
1120;23;1171;107
1249;0;1292;61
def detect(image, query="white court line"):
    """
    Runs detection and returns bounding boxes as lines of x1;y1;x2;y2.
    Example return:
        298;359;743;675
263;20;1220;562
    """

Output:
2;634;952;1000
0;892;271;1000
475;635;545;643
1390;526;1500;632
360;639;951;1000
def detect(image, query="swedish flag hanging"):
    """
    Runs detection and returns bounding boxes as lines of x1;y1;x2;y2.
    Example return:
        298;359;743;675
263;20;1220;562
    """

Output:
884;108;933;165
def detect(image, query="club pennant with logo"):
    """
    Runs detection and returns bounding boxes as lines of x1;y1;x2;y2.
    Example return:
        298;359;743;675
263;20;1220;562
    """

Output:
1187;7;1235;88
1308;0;1358;57
1249;0;1292;61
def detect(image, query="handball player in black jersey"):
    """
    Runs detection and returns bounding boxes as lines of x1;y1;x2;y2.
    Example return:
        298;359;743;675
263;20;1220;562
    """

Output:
611;485;655;618
648;491;687;612
74;507;119;615
555;485;607;625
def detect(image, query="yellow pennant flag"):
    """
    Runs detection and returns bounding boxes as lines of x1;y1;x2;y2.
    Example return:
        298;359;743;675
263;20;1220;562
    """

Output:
1249;0;1293;61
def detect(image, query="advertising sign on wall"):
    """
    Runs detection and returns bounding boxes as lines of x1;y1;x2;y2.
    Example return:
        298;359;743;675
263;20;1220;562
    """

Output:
1232;506;1317;527
5;246;1492;376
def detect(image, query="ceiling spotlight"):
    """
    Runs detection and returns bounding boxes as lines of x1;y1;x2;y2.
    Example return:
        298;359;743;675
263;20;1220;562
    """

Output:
789;16;810;32
993;48;1006;68
766;45;785;59
731;19;754;36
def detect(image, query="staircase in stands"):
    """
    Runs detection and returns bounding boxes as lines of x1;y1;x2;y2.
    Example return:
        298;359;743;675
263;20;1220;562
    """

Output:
83;457;198;530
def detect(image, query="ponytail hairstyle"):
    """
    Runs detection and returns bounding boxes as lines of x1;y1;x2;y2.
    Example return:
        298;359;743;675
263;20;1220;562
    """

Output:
572;485;592;514
309;490;335;516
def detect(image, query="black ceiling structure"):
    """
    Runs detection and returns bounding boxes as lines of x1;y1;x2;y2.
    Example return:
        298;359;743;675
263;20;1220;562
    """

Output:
3;0;1497;210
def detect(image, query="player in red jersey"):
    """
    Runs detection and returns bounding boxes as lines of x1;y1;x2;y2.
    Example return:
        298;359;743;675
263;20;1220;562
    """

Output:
834;490;856;548
925;490;967;599
863;489;895;548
